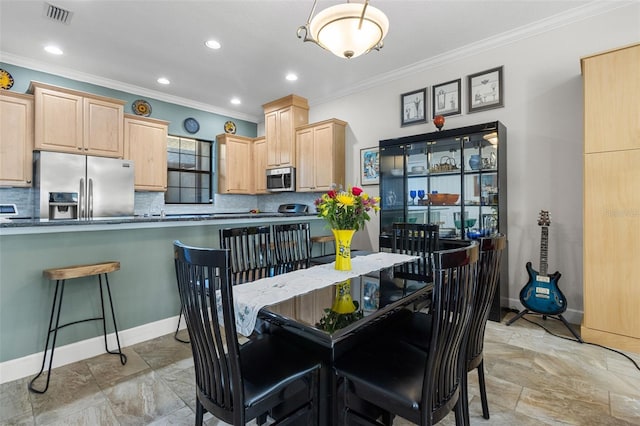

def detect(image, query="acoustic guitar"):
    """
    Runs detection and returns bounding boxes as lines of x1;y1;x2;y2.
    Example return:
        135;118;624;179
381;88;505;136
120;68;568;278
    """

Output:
519;210;567;315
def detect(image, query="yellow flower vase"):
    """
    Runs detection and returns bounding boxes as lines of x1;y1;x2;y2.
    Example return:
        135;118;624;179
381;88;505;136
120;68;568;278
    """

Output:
333;229;355;271
331;279;356;314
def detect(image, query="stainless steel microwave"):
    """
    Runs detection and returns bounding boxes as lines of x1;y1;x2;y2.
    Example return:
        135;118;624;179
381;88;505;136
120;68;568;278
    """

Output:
266;167;295;192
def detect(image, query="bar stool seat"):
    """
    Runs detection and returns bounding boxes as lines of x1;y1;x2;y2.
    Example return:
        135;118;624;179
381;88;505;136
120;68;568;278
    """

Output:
29;261;127;394
311;234;335;256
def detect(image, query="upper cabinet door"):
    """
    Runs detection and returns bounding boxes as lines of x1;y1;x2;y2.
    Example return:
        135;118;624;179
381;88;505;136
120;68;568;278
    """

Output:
0;92;34;187
263;94;309;168
124;115;168;191
84;97;124;157
34;86;83;153
582;44;640;153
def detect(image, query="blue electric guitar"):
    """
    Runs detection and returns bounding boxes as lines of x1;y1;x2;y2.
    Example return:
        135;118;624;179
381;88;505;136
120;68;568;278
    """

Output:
519;211;567;315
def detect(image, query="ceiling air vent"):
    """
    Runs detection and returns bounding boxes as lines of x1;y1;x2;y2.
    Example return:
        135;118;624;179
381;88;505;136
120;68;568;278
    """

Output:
43;3;73;24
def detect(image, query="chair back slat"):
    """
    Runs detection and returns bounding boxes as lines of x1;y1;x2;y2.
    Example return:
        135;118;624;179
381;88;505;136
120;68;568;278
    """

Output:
220;226;274;285
466;235;506;369
423;242;478;424
273;223;311;274
173;241;244;424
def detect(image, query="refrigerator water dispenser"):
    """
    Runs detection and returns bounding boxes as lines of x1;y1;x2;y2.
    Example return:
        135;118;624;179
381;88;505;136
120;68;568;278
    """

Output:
49;192;78;220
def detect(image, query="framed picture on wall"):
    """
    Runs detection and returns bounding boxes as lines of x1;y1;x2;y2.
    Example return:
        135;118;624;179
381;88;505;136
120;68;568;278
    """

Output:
432;78;461;117
401;88;427;126
467;66;504;113
360;147;380;185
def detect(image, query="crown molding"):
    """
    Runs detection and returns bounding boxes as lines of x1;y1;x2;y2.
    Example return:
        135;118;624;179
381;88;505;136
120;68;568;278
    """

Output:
310;1;632;108
0;52;260;123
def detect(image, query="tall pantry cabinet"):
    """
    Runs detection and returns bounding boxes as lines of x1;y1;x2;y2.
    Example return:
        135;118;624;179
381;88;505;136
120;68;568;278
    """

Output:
581;43;640;353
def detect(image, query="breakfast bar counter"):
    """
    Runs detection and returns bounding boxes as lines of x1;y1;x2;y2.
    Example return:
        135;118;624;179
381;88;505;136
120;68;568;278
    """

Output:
0;214;327;381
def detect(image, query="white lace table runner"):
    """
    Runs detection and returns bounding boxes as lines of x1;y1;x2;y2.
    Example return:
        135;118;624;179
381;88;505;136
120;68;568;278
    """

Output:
232;252;420;336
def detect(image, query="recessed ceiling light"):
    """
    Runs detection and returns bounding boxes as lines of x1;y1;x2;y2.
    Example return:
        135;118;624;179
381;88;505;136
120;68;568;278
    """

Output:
205;39;221;49
44;45;63;55
157;77;170;85
286;73;298;81
230;98;241;105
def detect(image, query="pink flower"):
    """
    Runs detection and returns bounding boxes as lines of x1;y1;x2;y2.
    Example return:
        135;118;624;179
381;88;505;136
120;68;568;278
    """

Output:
351;186;363;196
327;190;337;198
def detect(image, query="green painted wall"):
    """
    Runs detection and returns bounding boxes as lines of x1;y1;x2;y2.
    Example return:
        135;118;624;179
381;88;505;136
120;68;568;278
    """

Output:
0;62;257;140
0;218;326;362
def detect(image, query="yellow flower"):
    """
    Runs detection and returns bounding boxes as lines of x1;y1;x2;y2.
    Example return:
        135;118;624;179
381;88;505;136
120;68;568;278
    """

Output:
336;193;354;206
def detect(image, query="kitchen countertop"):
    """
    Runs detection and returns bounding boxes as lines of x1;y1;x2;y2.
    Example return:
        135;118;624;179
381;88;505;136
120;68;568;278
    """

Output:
0;212;321;235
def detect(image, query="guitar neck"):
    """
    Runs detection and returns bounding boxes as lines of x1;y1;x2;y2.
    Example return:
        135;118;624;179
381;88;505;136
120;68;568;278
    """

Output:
540;226;549;276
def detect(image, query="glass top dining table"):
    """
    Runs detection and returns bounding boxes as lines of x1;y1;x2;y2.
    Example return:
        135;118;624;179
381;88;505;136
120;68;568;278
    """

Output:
254;252;433;425
257;252;433;348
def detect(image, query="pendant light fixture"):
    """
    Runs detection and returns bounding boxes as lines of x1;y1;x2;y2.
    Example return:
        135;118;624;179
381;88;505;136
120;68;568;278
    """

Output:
297;0;389;59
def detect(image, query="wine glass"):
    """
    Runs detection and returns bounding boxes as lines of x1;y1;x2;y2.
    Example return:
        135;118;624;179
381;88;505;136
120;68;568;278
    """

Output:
409;190;417;205
417;190;425;204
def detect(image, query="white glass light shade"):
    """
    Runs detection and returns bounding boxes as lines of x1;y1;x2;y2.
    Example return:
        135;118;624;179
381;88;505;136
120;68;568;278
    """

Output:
308;3;389;59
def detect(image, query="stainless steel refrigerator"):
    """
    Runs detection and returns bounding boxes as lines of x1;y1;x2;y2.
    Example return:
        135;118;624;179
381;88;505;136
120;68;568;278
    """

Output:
36;151;135;220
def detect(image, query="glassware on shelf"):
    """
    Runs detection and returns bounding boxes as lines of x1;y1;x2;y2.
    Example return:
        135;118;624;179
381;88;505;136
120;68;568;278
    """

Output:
417;190;425;204
454;211;477;237
409;190;417;205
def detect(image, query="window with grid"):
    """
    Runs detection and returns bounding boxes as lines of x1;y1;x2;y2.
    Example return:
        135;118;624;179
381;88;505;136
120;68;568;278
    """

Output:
166;135;213;204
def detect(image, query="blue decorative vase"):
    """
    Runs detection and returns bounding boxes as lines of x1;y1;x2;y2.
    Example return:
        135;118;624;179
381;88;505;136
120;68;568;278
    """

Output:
469;154;482;170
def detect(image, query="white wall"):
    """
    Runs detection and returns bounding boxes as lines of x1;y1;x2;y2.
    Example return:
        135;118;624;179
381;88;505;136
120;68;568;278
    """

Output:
306;4;640;320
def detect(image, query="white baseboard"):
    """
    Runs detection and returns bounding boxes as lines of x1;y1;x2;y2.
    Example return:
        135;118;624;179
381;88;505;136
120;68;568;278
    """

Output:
0;315;186;385
505;297;583;325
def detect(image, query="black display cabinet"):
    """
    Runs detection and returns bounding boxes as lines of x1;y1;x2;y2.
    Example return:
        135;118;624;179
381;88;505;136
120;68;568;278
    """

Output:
379;121;508;321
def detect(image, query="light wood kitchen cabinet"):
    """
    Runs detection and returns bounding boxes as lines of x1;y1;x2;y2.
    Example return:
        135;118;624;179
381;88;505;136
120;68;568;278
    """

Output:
253;136;268;194
124;114;169;191
583;44;639;153
0;92;34;187
263;94;309;168
30;81;125;158
581;43;640;353
296;119;346;192
217;133;253;194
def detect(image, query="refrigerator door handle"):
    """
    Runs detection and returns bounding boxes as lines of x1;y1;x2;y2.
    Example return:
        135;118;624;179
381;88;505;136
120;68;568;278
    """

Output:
88;178;93;219
79;178;86;219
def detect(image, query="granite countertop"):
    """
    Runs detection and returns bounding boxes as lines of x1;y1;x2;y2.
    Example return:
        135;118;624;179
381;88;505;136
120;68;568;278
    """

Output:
0;212;319;228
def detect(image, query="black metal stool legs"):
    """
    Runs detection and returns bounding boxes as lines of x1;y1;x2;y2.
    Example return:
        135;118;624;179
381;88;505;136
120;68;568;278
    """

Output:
28;279;65;394
99;273;128;364
29;272;127;394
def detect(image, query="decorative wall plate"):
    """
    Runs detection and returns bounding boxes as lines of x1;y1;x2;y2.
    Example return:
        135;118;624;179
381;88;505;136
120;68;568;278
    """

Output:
132;99;152;116
224;120;237;134
184;117;200;134
0;69;14;90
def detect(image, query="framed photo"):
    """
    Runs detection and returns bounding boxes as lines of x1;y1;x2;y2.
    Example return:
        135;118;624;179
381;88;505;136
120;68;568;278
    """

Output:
401;88;427;126
361;277;380;312
467;66;504;113
432;78;461;117
360;147;380;185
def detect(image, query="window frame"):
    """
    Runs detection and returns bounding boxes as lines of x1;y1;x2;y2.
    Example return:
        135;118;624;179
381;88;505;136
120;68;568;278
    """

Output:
165;135;214;205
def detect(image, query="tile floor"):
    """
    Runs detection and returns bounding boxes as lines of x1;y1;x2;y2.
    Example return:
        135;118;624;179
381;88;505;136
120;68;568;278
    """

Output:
1;313;639;425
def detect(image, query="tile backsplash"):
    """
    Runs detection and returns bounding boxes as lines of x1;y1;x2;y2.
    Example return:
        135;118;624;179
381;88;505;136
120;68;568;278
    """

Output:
0;187;322;218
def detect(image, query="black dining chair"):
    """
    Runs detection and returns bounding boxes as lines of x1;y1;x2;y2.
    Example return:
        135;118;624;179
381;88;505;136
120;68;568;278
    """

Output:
220;225;275;284
175;226;276;342
333;242;478;426
400;235;507;425
173;240;321;426
272;222;312;274
391;222;439;277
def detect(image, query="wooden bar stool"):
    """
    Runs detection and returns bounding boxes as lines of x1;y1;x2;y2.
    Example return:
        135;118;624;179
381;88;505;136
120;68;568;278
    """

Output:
311;234;335;256
28;261;127;394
